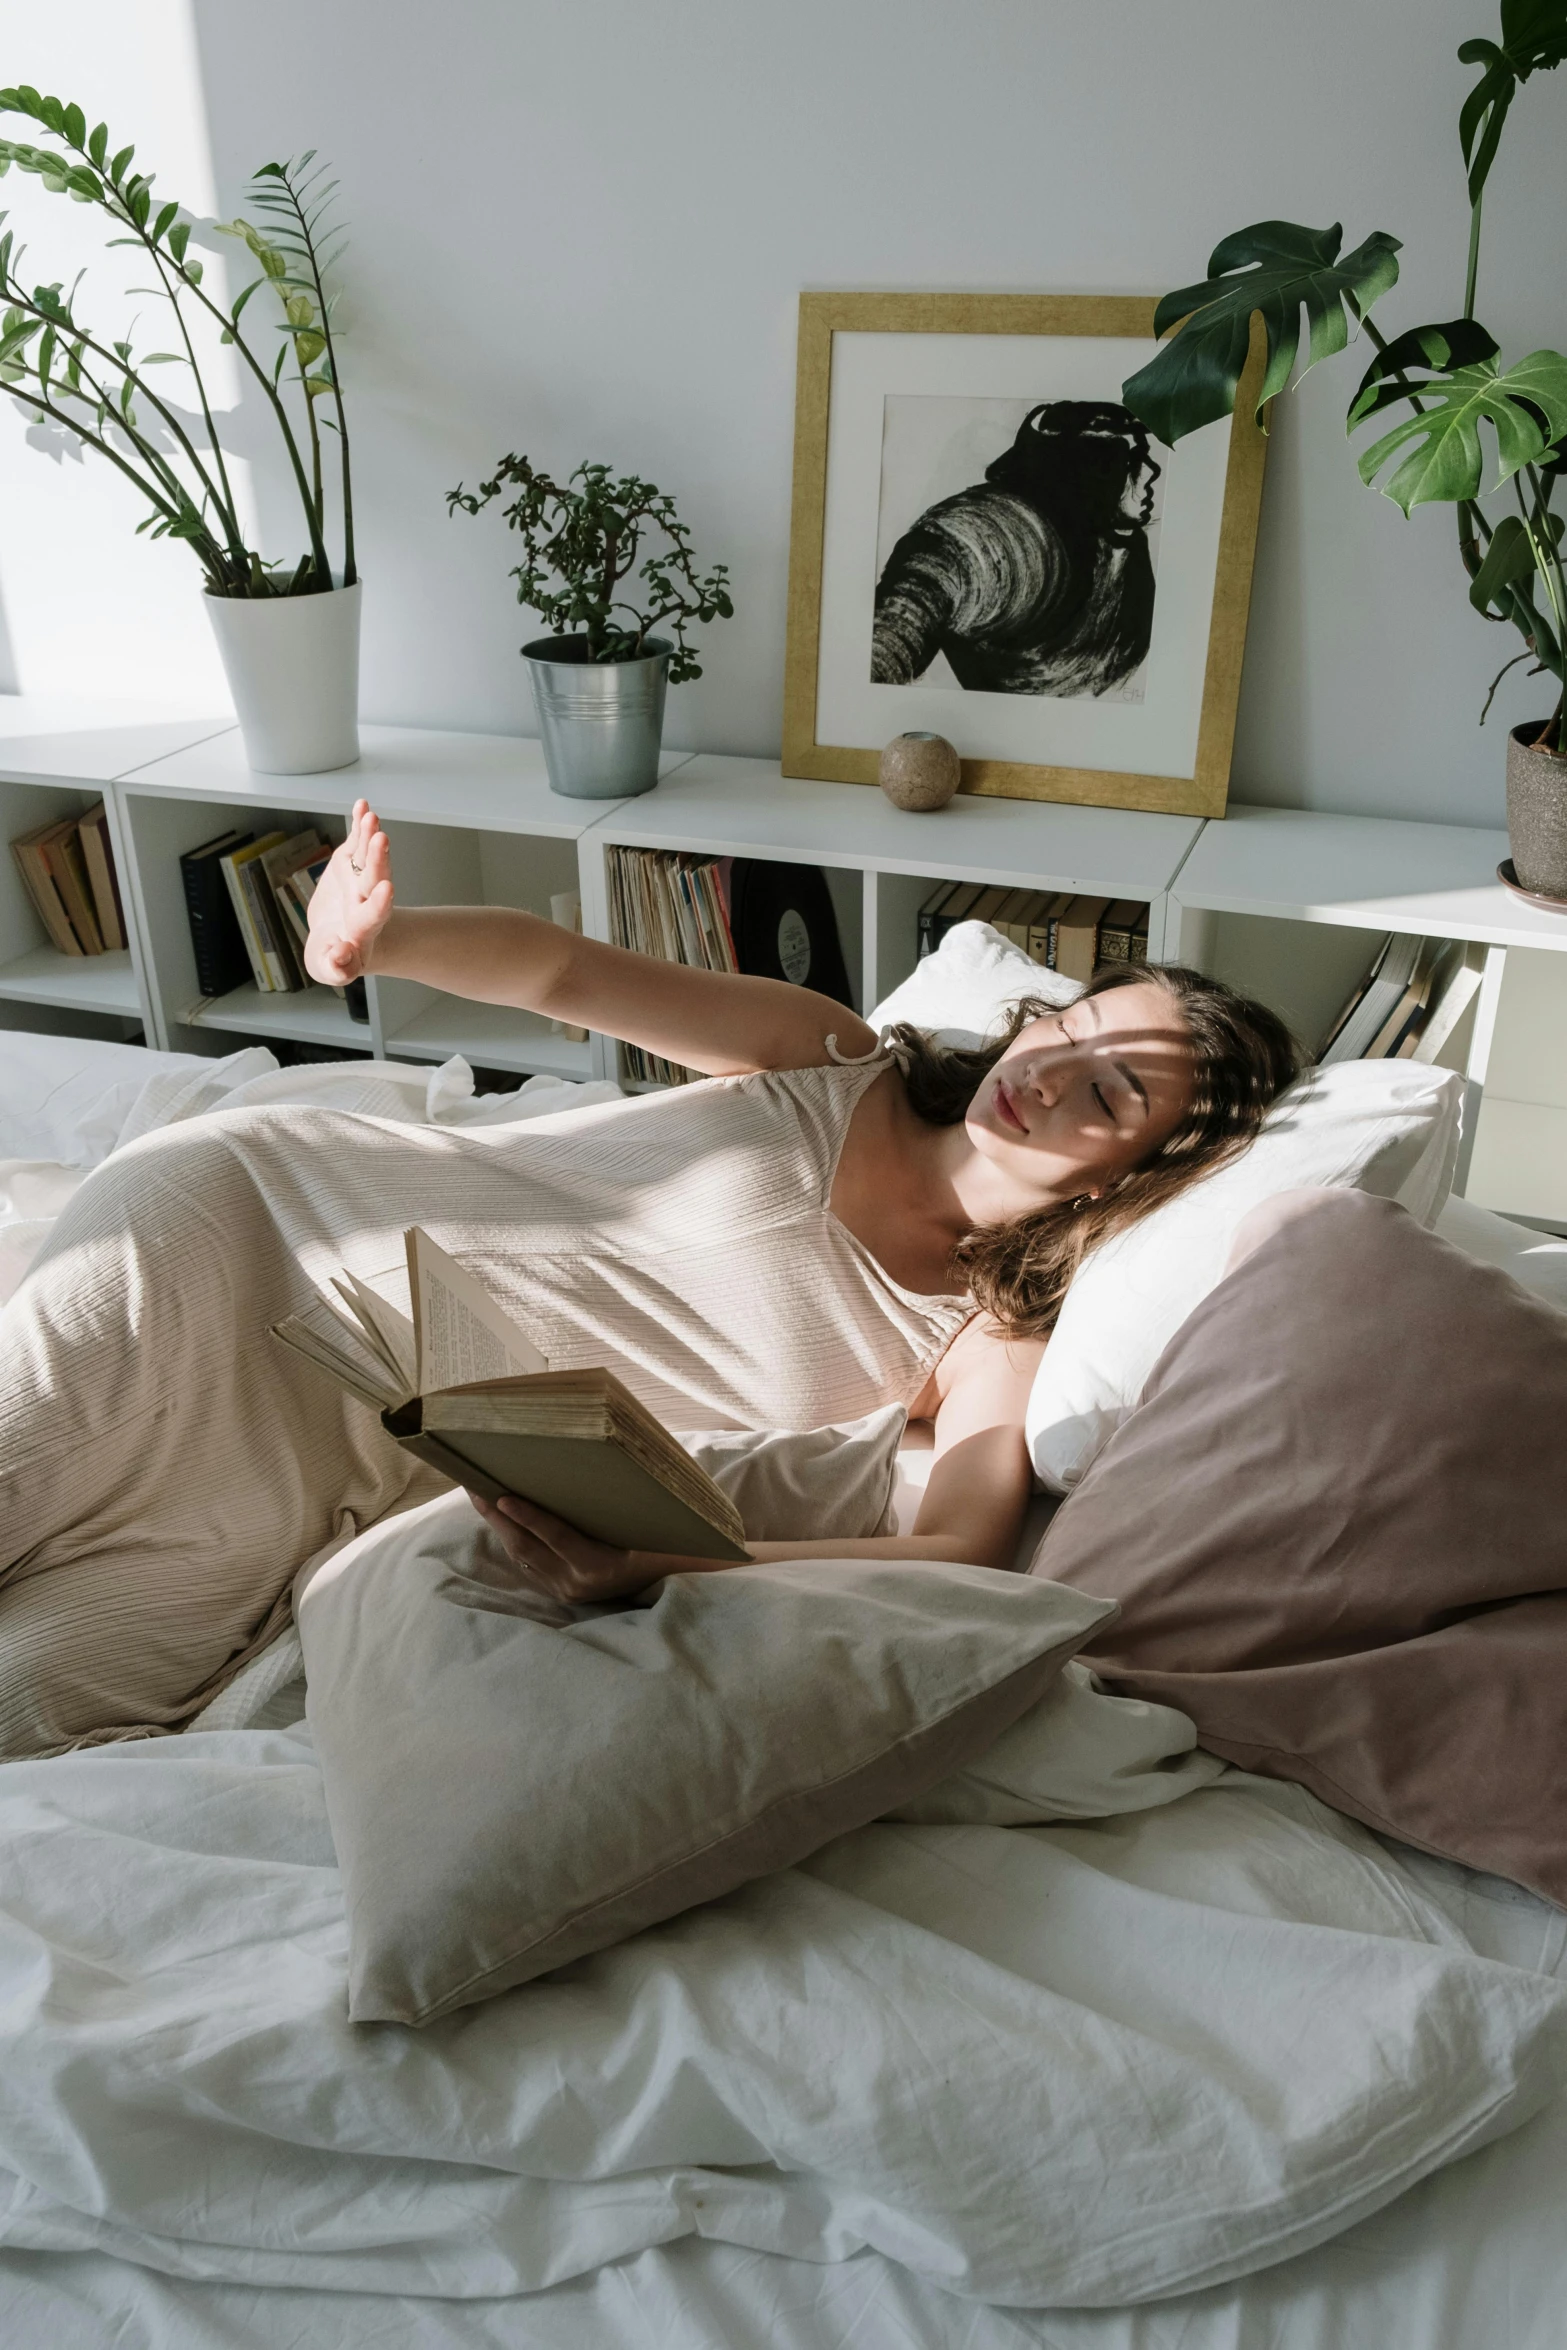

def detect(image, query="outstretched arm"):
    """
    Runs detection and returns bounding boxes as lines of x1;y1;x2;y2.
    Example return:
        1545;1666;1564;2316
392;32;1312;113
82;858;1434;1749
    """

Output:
305;799;876;1077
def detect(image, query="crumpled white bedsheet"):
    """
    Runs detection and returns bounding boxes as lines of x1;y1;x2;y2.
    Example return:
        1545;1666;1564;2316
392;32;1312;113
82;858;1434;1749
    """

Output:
0;1030;623;1302
0;1715;1563;2314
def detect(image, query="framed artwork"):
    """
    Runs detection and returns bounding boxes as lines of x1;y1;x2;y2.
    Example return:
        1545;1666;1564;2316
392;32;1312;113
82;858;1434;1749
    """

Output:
782;293;1268;818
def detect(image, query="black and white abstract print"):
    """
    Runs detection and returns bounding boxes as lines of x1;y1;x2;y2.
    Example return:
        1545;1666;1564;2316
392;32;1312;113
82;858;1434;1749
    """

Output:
871;396;1164;702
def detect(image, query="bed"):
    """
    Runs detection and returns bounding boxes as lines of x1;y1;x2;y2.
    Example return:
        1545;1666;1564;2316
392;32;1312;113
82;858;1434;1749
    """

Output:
1;1033;1565;2350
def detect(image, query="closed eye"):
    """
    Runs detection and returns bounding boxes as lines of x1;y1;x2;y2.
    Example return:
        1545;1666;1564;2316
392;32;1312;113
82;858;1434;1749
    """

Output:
1092;1082;1115;1122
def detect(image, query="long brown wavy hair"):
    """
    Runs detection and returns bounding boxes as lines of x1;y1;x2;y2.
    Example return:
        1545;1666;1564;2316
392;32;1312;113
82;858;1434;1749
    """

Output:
887;962;1300;1339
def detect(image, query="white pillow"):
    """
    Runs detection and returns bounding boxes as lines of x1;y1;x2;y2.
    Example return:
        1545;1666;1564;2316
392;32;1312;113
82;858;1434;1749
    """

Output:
1027;1059;1464;1492
868;919;1079;1043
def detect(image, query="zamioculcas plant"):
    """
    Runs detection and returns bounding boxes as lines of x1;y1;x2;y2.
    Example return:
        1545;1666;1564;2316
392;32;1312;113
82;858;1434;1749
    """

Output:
1120;2;1567;763
0;83;352;596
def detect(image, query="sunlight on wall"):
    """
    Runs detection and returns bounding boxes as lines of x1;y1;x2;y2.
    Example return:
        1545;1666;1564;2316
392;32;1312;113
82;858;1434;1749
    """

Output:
0;0;237;709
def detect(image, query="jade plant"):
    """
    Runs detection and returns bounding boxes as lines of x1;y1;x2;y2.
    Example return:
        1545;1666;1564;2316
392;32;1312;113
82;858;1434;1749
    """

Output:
1121;0;1567;752
0;84;352;596
448;454;733;681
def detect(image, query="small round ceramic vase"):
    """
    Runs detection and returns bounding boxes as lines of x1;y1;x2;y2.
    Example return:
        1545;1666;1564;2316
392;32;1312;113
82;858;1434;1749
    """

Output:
878;731;961;812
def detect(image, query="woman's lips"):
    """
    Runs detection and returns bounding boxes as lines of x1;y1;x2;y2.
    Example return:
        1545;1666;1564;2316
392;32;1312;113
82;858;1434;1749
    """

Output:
994;1079;1028;1135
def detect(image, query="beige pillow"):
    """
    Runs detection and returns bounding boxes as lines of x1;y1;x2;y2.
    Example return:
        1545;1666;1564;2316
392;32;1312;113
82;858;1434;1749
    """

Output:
298;1490;1112;2024
1032;1189;1567;1903
681;1404;905;1540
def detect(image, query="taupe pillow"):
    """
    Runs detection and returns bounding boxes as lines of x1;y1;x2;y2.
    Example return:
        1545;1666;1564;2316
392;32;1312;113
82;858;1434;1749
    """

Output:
300;1490;1112;2023
1031;1189;1567;1905
681;1404;905;1540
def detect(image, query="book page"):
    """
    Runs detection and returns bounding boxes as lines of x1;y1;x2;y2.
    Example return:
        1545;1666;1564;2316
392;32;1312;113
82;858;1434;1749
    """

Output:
272;1295;405;1412
331;1270;418;1396
406;1226;548;1393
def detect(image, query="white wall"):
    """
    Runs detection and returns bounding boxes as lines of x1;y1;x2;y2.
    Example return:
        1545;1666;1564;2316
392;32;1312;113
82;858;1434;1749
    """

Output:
3;0;1564;822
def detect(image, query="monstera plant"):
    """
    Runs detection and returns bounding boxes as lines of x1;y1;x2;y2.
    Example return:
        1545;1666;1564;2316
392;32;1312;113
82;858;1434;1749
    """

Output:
1121;0;1567;900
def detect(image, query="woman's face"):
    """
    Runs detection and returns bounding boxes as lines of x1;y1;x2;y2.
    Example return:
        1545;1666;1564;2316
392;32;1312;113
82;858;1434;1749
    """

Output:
965;984;1195;1210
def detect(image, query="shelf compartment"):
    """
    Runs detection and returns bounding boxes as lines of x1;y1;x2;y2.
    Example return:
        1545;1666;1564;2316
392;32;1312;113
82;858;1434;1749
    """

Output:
382;995;593;1080
186;982;369;1049
0;945;141;1018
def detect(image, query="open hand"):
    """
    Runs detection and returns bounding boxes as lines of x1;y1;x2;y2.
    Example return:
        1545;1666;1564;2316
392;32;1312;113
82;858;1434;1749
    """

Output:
304;799;393;985
468;1491;702;1605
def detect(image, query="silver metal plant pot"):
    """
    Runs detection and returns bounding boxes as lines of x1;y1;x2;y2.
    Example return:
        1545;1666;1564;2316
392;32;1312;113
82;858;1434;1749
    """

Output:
522;635;671;799
1506;721;1567;900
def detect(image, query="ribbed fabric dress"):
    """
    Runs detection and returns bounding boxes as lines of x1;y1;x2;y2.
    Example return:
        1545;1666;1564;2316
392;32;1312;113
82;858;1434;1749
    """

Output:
0;1054;970;1756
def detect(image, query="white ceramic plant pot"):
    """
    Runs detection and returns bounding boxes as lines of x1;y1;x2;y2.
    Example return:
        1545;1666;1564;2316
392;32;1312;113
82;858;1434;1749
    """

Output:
204;579;362;775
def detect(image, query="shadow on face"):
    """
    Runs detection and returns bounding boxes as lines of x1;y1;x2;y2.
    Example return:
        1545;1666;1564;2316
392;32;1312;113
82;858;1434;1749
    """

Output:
966;983;1195;1211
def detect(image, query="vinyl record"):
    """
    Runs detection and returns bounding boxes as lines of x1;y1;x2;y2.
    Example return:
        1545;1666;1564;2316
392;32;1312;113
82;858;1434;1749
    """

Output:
726;860;854;1009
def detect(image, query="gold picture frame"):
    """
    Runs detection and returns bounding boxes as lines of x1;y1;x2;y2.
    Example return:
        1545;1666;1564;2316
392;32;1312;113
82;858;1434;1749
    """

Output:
782;292;1268;818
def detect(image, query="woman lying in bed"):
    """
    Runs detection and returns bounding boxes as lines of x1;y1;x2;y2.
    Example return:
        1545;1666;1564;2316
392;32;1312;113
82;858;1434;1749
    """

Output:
0;800;1295;1757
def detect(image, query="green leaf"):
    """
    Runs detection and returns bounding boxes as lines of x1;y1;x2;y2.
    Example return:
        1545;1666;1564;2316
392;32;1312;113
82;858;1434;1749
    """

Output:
152;200;178;243
168;220;189;263
62;102;85;147
184;258;202;286
1356;349;1567;510
1459;4;1567;205
1468;509;1565;611
109;144;133;183
87;121;107;169
293;328;327;366
139;352;187;364
1122;221;1402;445
1347;318;1501;427
284;290;313;327
303;371;336;398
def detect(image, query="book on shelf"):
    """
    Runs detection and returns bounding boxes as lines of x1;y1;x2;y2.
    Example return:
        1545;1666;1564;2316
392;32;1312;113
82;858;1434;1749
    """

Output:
77;803;125;951
9;807;127;958
257;830;328;988
219;831;290;991
1317;935;1484;1065
912;882;1149;978
181;828;255;996
10;820;85;956
607;848;849;1085
1410;948;1485;1065
1053;895;1111;983
272;1224;749;1561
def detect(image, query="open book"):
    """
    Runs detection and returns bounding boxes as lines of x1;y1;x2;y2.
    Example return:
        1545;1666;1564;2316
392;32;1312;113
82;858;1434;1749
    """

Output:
271;1227;749;1561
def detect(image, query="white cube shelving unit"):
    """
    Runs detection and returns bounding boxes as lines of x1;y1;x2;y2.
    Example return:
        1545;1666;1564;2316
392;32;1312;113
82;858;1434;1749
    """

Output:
1168;805;1567;1207
3;700;1566;1224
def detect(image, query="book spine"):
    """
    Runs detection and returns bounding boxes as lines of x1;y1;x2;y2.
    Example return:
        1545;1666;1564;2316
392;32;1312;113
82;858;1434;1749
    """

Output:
183;847;253;999
241;859;294;991
11;838;83;955
78;807;125;951
220;853;273;991
41;829;105;953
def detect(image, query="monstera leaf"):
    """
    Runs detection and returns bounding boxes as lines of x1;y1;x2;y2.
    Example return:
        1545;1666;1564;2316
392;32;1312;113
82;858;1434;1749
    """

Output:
1459;0;1567;205
1467;509;1565;614
1121;221;1401;448
1346;318;1501;427
1354;349;1567;511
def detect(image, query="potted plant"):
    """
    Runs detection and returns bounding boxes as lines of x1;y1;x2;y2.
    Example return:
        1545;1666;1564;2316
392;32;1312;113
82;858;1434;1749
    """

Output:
0;85;358;776
448;454;732;798
1120;1;1567;904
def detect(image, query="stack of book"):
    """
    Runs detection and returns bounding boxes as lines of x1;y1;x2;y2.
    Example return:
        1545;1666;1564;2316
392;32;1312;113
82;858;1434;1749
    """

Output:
180;825;364;1016
605;847;739;1085
10;803;125;957
1318;935;1483;1065
917;883;1148;981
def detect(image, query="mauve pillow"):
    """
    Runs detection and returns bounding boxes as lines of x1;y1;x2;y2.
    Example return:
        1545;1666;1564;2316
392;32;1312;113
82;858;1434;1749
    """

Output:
1030;1188;1567;1905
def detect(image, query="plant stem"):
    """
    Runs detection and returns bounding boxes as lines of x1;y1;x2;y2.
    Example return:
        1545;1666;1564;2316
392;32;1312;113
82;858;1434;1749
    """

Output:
145;242;247;568
272;162;354;585
1463;191;1484;321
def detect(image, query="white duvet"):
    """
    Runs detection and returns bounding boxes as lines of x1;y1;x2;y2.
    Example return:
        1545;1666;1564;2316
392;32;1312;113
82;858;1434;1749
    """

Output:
0;1708;1563;2313
3;1032;1567;2329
